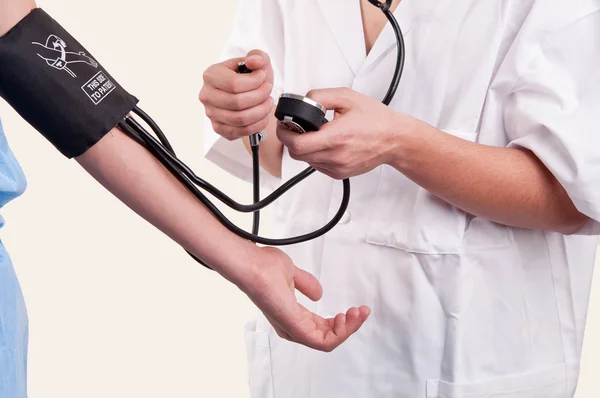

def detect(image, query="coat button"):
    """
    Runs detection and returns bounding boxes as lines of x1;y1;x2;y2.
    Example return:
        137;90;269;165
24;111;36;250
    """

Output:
339;211;352;225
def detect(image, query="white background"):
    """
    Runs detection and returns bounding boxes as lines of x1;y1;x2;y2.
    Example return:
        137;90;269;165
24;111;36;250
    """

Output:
0;1;598;397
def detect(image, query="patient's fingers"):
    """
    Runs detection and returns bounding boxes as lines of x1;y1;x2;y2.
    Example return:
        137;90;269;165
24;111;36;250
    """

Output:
267;303;371;352
301;305;371;352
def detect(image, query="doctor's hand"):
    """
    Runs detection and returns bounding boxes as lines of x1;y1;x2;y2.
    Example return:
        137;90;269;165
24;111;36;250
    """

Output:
200;50;274;141
244;246;371;352
277;88;415;180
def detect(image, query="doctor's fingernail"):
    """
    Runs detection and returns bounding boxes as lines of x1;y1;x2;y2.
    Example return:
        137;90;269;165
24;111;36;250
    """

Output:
246;55;262;64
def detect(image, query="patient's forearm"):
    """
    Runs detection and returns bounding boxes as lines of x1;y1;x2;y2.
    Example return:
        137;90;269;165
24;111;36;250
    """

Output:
77;127;258;288
2;2;259;288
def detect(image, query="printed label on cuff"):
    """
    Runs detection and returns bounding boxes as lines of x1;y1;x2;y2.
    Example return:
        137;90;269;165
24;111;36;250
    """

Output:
82;71;115;105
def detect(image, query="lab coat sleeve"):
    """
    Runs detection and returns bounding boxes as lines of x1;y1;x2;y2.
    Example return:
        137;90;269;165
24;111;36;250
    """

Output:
503;11;600;235
202;0;284;191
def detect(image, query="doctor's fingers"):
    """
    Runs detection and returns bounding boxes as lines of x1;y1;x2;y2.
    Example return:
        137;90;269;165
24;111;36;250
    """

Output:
203;61;268;94
287;147;347;166
199;81;274;111
206;97;274;129
277;124;341;155
306;87;357;113
289;153;357;180
308;163;352;181
211;118;271;141
243;50;273;78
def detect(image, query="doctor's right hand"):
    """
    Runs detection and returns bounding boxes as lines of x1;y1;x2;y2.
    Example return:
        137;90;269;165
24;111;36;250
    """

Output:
200;50;274;141
243;246;371;352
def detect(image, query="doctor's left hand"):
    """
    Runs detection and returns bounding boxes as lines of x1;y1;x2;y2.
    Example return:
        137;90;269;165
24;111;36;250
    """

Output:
277;88;416;180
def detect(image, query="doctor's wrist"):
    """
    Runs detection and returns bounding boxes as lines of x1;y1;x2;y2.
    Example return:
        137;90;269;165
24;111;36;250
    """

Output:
383;114;424;172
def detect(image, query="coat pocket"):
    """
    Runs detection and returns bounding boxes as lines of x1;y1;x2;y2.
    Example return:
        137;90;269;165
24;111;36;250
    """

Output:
244;320;274;398
365;130;478;254
426;364;570;398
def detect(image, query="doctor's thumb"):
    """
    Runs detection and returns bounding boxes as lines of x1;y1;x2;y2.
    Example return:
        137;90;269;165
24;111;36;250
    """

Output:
293;266;324;302
306;87;354;112
244;49;272;71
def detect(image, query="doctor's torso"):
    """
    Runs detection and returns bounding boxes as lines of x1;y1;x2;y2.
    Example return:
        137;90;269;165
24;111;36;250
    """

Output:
206;1;600;397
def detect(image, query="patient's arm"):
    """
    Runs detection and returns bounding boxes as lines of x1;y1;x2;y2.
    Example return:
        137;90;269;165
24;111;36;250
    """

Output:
1;1;371;352
76;123;370;353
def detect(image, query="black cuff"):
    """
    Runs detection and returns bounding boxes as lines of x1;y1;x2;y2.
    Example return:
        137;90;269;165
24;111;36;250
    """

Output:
0;8;138;158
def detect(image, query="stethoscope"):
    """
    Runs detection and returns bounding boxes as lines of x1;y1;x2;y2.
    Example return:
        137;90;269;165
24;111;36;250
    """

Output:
117;0;405;268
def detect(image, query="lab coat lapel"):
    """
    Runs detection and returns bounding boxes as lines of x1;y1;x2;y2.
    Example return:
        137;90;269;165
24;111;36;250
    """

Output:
317;0;366;75
361;0;444;73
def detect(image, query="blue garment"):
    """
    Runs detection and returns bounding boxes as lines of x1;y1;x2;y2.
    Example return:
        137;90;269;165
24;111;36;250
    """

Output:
0;119;28;398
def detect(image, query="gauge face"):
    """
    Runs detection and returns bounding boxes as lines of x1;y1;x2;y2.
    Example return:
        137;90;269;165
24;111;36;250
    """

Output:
279;118;306;134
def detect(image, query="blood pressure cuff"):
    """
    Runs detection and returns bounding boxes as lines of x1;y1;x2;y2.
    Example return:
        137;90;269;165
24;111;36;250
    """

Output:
0;8;138;158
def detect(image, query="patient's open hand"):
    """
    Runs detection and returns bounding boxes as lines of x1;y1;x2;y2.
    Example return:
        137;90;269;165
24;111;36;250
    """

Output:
243;246;371;352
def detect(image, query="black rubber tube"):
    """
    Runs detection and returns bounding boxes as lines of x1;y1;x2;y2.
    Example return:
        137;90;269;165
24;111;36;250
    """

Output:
116;4;404;268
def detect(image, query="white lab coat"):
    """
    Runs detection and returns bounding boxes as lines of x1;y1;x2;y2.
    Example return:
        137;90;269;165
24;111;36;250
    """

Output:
203;1;600;397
